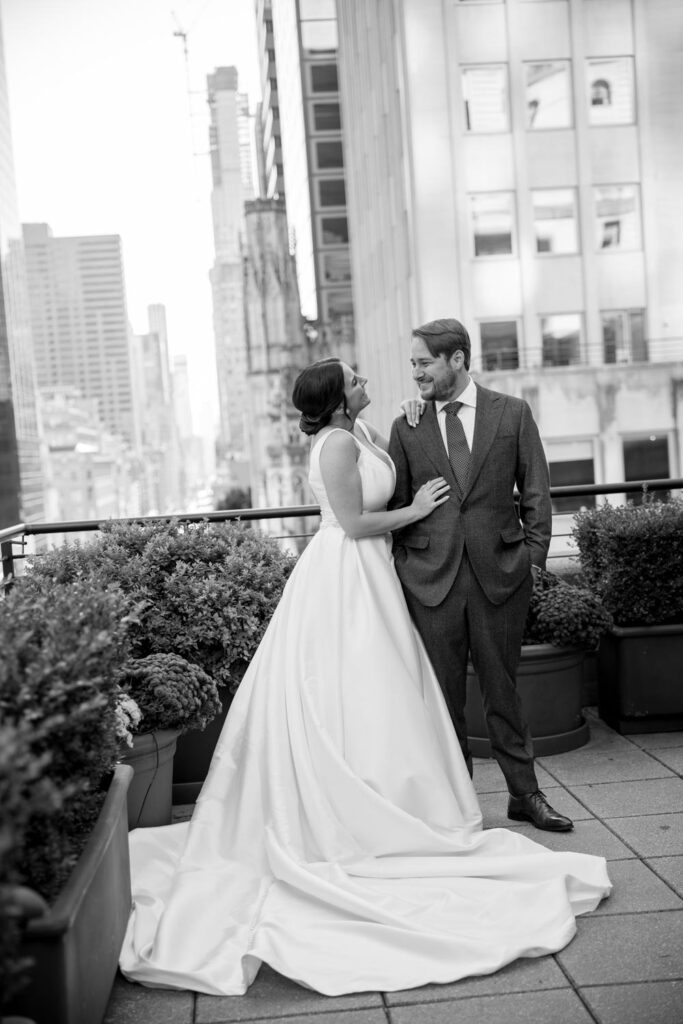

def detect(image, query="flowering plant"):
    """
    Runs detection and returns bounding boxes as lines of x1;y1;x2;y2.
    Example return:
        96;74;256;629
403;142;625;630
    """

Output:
116;653;221;735
113;691;142;748
523;568;613;650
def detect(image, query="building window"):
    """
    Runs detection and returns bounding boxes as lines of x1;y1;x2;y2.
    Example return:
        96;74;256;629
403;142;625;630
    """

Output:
461;65;509;133
318;178;346;207
525;61;572;129
587;57;635;125
324;290;354;318
320;216;348;245
479;321;519;370
602;309;647;364
532;188;579;254
311;63;338;92
301;19;338;54
594;185;641;251
549;461;596;513
541;314;582;366
312;101;341;131
322;251;351;282
315;140;344;169
623;436;670;504
470;192;515;256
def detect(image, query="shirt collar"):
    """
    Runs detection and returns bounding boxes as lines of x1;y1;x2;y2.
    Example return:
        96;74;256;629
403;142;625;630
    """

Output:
436;376;477;413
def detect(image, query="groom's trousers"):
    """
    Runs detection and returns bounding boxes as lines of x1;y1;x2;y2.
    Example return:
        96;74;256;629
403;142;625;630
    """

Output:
402;552;538;798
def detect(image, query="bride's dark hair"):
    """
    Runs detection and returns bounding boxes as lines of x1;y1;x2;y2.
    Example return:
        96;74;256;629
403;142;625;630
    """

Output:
292;357;348;436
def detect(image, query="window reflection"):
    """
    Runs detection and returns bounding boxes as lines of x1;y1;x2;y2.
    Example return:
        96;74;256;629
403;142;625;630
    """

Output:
479;321;519;370
470;193;514;256
532;189;578;254
525;61;572;129
541;314;582;366
586;58;635;125
462;66;509;133
594;185;641;250
602;309;647;363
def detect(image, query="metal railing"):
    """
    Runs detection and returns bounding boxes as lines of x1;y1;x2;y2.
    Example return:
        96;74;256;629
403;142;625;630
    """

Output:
2;478;681;588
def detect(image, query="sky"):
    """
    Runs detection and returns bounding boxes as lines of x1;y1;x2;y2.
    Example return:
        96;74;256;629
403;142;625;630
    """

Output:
1;0;261;438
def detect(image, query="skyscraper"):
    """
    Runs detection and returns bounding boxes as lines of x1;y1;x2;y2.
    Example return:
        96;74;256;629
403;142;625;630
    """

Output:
0;11;43;528
268;0;355;365
207;67;255;487
23;224;137;446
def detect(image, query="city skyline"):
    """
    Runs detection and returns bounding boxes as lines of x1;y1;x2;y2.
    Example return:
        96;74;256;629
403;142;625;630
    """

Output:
1;0;261;440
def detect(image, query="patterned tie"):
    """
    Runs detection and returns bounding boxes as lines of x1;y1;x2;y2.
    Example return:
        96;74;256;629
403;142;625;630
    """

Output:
443;401;471;491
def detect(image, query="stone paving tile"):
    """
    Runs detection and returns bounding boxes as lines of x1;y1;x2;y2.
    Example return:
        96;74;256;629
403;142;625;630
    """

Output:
384;956;569;1004
477;787;593;829
556;910;683;985
389;989;593;1024
569;776;683;818
581;980;683;1024
537;749;675;786
591;858;683;915
472;759;556;794
646;855;683;897
202;1014;387;1024
104;973;194;1024
628;732;683;751
488;817;634;860
649;746;683;775
605;811;683;857
195;965;383;1023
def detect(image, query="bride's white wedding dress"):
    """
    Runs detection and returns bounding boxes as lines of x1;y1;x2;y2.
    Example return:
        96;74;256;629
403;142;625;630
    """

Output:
119;423;611;996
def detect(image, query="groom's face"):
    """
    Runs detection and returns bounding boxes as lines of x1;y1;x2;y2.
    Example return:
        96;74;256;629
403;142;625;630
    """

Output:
410;337;463;401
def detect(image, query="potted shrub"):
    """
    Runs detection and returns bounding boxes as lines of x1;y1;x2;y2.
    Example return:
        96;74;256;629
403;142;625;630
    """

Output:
115;653;220;828
466;570;613;756
573;497;683;733
24;520;295;802
0;580;134;1024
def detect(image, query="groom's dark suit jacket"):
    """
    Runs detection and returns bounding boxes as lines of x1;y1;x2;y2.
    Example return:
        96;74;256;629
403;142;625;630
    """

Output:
388;384;552;608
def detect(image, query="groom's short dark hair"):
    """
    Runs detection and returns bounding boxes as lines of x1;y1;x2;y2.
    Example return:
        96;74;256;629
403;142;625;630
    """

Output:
413;318;471;371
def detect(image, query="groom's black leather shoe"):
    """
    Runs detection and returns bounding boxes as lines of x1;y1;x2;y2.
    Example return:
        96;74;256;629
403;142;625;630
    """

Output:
508;790;573;832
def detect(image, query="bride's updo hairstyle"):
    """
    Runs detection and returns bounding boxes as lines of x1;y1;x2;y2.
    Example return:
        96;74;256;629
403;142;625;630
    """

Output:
292;357;348;436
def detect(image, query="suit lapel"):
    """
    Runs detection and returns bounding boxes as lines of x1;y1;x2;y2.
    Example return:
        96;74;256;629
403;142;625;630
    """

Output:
414;403;457;486
464;385;505;498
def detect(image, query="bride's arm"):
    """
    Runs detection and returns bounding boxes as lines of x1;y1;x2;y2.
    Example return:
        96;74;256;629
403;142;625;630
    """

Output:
319;431;449;540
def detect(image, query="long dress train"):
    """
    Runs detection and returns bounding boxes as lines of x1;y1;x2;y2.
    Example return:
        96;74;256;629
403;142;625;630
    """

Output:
119;422;611;996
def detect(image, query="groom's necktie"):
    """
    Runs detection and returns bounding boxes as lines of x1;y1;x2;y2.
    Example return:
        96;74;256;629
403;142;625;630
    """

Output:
443;401;471;491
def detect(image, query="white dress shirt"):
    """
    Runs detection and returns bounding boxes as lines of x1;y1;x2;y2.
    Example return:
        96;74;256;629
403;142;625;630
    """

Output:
435;376;477;454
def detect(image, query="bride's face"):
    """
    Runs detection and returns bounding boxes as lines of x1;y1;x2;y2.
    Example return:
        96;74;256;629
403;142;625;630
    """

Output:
341;363;371;416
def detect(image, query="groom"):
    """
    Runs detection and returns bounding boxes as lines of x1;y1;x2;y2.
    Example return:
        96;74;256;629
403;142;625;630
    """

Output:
389;318;572;831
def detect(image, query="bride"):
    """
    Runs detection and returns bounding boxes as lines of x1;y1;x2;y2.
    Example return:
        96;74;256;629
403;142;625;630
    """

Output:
119;357;611;996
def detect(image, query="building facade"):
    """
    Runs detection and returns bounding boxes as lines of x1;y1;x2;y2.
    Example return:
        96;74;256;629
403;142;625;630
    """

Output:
243;197;312;547
336;0;683;496
0;12;43;528
270;0;355;365
23;223;138;447
207;67;254;489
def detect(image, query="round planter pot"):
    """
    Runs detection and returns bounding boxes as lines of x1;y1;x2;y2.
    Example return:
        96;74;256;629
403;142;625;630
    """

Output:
465;644;590;757
173;683;233;804
118;729;179;829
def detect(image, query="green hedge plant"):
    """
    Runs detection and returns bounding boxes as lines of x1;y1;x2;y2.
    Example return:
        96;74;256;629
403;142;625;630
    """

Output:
572;498;683;627
26;520;296;692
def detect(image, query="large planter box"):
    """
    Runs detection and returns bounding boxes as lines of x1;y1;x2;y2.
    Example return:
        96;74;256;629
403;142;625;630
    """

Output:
119;729;178;828
5;763;133;1024
598;623;683;733
466;644;590;757
173;682;234;804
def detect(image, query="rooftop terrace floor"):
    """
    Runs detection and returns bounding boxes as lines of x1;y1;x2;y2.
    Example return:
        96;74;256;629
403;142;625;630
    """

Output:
104;709;683;1024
